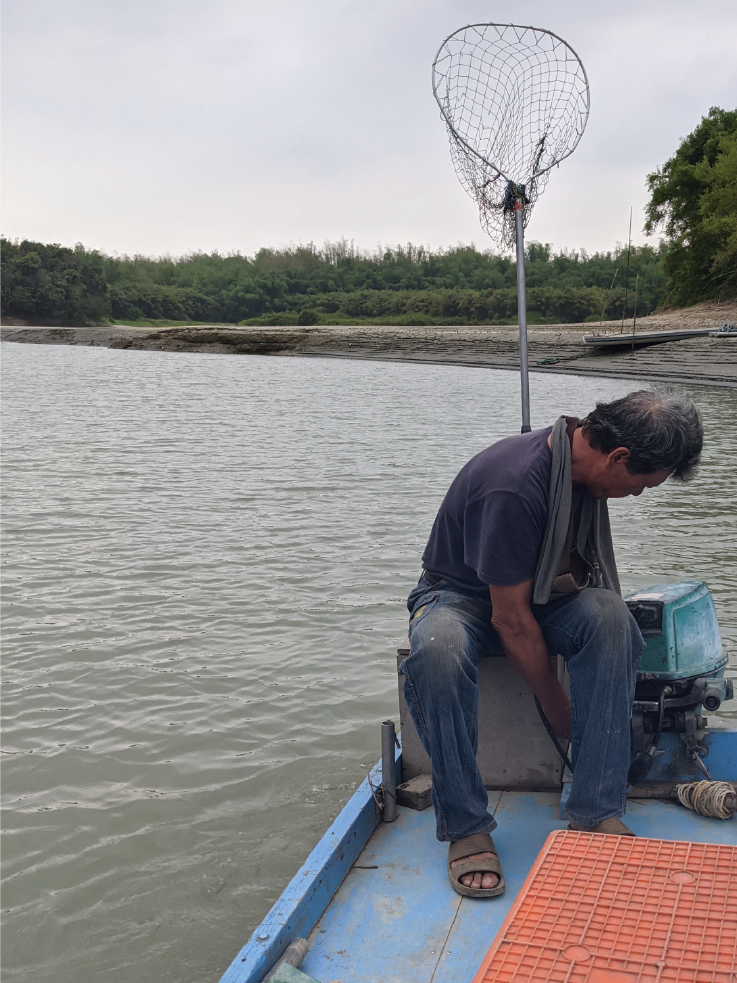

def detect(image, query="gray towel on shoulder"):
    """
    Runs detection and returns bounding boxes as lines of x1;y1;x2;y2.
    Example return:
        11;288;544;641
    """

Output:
532;415;620;605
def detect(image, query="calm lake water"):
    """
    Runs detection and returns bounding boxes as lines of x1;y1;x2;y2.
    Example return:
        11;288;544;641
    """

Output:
2;343;735;983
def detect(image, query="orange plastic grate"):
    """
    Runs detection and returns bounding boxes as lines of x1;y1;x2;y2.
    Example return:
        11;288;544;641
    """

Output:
472;830;737;983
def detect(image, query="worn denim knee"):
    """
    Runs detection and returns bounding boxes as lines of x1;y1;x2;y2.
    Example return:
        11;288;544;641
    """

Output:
400;579;498;841
548;589;642;665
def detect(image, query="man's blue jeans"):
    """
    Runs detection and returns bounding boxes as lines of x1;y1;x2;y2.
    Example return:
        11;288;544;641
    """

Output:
399;573;644;841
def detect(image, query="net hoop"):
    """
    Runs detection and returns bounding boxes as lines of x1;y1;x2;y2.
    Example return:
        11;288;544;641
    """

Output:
432;23;590;247
432;23;590;182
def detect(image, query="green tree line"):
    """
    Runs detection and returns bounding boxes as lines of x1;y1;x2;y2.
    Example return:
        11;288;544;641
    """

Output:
0;237;667;328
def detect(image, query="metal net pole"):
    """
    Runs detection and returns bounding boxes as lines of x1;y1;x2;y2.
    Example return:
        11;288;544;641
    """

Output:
432;23;590;434
514;202;531;433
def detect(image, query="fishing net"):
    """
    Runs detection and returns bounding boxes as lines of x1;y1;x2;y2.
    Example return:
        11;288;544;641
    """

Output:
432;23;590;248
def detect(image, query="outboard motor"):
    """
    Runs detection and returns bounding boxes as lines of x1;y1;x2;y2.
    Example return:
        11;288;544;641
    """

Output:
625;581;733;785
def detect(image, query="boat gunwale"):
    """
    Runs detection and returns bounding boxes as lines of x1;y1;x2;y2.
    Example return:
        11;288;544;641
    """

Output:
219;744;401;983
581;328;713;346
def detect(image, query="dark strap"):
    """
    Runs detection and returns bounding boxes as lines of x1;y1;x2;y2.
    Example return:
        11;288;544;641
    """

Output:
448;832;496;863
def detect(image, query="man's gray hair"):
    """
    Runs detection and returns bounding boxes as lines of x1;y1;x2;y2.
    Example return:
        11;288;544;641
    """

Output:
581;390;703;480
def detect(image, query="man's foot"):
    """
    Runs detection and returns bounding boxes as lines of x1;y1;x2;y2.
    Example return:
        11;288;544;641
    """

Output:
451;852;500;891
568;817;635;836
447;833;505;898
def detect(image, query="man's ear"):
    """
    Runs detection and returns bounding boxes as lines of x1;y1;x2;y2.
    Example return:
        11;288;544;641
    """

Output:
607;446;631;466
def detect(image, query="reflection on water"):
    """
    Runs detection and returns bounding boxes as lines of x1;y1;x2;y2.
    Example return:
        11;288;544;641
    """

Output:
2;344;735;983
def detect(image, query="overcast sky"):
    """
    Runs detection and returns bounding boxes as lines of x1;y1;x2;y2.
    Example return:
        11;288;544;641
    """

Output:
2;0;736;259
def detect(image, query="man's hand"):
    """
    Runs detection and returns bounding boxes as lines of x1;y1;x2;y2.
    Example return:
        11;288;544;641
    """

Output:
489;579;571;740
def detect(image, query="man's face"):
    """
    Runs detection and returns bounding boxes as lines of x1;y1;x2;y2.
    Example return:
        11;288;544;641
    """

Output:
587;448;672;499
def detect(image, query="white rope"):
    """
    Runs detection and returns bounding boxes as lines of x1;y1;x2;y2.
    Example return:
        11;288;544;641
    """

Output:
674;780;737;820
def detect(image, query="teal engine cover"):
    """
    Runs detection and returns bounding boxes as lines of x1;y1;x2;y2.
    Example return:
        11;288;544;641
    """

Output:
624;581;726;680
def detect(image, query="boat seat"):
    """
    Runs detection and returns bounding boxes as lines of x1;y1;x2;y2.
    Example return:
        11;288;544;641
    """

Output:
397;638;570;791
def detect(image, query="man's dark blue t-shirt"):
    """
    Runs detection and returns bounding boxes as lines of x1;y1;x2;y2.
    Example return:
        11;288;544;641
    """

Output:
422;426;556;597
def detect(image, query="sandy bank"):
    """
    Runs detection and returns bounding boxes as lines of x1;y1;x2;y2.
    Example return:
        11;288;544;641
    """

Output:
3;300;736;388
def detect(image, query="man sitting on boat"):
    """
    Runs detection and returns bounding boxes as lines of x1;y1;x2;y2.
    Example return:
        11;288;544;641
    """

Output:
400;390;702;898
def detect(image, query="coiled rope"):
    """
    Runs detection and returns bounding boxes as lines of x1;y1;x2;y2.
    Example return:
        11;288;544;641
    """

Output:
674;781;737;820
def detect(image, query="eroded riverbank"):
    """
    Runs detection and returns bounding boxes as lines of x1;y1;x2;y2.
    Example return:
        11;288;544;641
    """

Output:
3;300;736;387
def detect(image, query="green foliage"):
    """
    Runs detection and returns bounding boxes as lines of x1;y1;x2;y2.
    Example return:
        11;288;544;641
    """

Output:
108;240;667;325
1;239;111;324
645;107;737;304
2;237;667;327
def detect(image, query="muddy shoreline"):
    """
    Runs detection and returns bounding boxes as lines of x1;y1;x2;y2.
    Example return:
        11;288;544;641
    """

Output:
3;302;736;388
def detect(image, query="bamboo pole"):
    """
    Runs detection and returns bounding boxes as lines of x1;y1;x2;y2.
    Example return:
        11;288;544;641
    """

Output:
621;207;632;333
631;273;639;352
599;267;618;330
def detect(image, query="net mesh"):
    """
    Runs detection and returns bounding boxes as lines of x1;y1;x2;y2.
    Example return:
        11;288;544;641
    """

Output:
432;23;589;248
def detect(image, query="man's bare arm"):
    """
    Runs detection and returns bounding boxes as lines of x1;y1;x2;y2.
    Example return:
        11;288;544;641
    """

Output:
488;580;571;739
